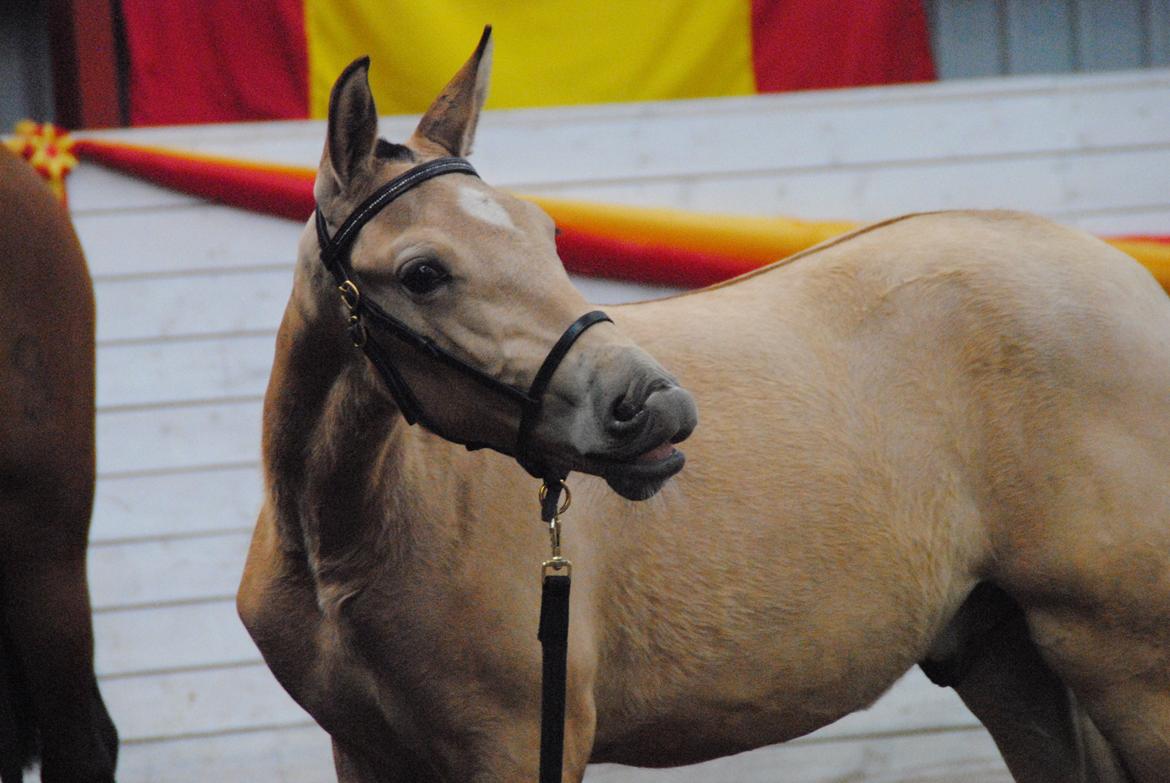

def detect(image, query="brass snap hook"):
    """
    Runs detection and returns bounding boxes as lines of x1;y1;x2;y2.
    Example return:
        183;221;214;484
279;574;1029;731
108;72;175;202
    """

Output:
539;480;572;577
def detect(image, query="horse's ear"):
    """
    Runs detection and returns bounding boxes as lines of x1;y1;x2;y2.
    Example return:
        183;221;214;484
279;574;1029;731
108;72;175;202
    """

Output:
410;25;492;157
320;56;378;196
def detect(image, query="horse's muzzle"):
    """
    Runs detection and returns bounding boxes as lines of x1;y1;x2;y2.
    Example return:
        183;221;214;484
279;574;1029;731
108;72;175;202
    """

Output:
593;382;699;500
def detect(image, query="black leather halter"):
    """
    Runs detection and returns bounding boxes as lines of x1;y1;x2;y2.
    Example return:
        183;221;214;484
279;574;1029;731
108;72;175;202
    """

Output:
314;156;611;481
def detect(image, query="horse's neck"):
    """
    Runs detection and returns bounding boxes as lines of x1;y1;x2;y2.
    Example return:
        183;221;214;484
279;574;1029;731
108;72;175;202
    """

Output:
264;303;472;584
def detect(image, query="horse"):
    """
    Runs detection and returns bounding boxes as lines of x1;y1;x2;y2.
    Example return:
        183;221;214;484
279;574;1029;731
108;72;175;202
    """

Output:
238;28;1170;782
0;146;118;781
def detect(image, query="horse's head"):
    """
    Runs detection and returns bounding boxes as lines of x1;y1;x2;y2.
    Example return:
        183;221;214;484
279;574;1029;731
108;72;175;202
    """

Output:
305;27;697;501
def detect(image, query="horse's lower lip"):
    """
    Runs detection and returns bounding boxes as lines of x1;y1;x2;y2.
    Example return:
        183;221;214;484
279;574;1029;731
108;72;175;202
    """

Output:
636;442;676;463
599;449;686;501
603;448;686;481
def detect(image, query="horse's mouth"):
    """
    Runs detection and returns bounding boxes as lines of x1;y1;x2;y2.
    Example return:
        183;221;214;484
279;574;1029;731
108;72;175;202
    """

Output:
594;442;687;501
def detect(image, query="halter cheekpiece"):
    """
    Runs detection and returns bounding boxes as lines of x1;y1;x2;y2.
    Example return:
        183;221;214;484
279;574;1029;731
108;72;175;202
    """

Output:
314;156;611;482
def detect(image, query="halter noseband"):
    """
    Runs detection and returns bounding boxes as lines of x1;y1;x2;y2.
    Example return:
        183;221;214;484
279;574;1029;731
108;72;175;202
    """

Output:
314;156;611;481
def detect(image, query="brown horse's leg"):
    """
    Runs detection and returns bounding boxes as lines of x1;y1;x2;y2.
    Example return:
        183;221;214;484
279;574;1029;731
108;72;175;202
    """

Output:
0;612;34;783
924;585;1129;782
0;553;116;783
0;478;116;783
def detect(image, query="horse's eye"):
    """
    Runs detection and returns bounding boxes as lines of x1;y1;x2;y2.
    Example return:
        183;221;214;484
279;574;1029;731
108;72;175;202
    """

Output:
399;260;450;295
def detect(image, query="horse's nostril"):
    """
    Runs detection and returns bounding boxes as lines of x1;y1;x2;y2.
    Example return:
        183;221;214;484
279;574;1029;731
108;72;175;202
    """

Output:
612;397;641;423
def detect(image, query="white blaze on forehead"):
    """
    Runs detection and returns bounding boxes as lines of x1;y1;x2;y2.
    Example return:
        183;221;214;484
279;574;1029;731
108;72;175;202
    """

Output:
457;186;515;230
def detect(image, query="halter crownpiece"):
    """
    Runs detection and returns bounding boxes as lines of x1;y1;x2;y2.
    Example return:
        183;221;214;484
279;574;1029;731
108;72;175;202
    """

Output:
314;156;612;481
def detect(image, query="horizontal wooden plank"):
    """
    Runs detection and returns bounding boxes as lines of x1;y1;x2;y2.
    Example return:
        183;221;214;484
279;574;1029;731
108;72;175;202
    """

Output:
92;465;261;543
116;724;332;783
76;205;302;279
101;662;309;742
89;531;248;611
94;599;258;677
1063;206;1170;236
96;334;275;409
68;164;200;214
94;269;289;344
527;146;1170;223
96;400;261;476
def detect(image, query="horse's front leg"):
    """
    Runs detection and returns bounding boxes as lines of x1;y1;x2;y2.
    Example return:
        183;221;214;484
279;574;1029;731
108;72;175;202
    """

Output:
333;702;595;783
442;699;597;783
332;737;443;783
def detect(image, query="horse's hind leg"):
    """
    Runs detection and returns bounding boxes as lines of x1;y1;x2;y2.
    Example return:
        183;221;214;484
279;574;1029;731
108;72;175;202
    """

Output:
1024;604;1170;783
922;583;1129;781
0;491;117;783
1000;441;1170;780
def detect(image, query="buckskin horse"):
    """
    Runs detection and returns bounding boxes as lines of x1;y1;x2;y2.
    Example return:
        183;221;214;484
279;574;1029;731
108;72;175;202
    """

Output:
238;28;1170;782
0;147;117;781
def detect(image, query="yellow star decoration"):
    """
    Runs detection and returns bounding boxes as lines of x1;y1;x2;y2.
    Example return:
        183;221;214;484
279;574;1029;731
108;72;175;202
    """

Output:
5;121;79;205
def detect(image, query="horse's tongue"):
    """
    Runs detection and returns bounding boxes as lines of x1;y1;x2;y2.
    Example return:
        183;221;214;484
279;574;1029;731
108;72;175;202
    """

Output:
636;442;675;463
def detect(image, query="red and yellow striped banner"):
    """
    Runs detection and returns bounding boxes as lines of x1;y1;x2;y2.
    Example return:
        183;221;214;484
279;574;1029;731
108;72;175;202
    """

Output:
71;138;1170;293
119;1;934;126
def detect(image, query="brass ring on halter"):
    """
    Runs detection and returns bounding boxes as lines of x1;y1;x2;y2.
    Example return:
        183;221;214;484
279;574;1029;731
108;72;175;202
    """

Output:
539;480;572;517
347;314;367;348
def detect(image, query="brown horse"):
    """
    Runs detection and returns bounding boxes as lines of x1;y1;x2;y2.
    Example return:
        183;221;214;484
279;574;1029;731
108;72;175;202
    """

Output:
239;29;1170;782
0;147;117;782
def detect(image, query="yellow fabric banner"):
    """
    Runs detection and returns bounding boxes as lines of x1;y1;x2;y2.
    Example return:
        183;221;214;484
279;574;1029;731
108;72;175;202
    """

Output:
305;0;754;117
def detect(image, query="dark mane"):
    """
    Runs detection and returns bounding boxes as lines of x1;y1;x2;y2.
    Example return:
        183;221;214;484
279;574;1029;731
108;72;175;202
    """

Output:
375;139;415;162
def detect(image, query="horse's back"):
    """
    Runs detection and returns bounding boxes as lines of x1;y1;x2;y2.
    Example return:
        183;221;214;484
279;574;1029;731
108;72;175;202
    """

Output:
635;208;1170;561
632;209;1170;478
612;209;1170;775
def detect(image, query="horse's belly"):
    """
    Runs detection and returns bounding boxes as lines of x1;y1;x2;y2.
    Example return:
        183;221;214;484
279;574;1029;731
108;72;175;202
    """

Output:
589;602;929;767
592;665;905;766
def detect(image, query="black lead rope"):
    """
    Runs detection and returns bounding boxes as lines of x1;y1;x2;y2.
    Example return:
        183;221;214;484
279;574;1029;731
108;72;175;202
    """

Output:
538;479;572;783
316;157;598;781
539;574;571;782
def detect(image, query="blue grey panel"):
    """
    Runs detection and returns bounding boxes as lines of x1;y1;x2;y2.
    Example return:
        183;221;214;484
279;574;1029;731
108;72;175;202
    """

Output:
1150;0;1170;66
925;0;1007;79
1074;0;1145;70
0;3;54;128
1005;0;1076;74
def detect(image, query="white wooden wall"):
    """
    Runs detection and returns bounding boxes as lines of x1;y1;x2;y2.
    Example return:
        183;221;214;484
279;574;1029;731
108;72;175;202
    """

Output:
61;66;1170;782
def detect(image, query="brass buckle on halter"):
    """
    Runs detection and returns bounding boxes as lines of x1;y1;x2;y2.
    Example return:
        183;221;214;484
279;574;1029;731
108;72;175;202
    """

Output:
540;481;572;578
338;280;367;347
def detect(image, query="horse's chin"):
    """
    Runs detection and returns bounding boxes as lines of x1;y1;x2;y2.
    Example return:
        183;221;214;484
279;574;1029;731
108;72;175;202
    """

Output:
604;473;671;501
600;449;686;501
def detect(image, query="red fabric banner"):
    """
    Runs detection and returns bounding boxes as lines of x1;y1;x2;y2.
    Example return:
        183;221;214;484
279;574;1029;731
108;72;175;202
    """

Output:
751;0;935;91
121;0;308;125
